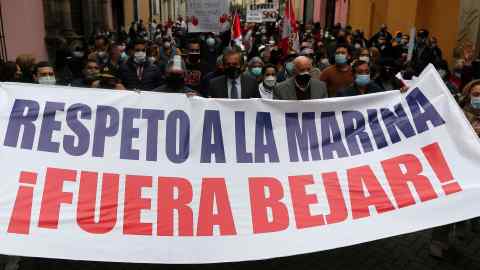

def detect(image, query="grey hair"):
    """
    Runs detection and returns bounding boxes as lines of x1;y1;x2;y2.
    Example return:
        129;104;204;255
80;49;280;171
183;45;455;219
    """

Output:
248;56;264;67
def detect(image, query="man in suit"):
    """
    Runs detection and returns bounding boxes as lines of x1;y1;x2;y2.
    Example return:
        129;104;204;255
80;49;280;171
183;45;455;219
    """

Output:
208;48;260;99
274;56;328;100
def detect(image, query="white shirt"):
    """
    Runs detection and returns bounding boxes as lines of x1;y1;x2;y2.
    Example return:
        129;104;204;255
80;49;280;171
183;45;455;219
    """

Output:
227;77;242;99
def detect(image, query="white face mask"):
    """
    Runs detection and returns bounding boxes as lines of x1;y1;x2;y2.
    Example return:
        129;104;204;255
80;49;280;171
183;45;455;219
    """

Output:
148;57;156;64
73;51;84;58
97;51;108;58
359;56;370;63
38;76;56;85
206;37;215;47
264;75;277;88
134;51;146;64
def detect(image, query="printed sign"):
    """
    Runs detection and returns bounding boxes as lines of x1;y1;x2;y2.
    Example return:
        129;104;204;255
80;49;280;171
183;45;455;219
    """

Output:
0;65;479;264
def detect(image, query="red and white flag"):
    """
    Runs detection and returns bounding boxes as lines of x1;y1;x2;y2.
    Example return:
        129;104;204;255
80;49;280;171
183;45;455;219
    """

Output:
231;13;242;47
281;0;299;54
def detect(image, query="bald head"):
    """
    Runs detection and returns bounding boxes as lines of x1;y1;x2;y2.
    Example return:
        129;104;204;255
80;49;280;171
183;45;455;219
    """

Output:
293;56;312;75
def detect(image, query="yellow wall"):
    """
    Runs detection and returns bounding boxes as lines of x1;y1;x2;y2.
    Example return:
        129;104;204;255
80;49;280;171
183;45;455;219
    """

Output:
123;0;161;29
124;0;134;29
347;0;372;36
348;0;460;63
386;0;418;35
370;0;388;37
416;0;460;63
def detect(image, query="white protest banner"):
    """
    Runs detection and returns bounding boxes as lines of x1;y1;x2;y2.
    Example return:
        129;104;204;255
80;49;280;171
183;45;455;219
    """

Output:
247;8;263;23
248;2;279;22
0;65;479;264
186;0;229;33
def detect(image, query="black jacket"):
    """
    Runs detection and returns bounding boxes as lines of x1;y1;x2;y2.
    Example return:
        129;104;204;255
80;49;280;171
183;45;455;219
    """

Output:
119;60;163;91
208;74;260;99
338;82;384;97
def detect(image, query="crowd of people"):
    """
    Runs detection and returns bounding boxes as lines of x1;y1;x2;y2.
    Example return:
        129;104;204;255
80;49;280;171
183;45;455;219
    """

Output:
1;17;480;261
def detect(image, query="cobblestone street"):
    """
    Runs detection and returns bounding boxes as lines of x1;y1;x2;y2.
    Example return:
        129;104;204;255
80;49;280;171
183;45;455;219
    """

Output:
6;227;480;270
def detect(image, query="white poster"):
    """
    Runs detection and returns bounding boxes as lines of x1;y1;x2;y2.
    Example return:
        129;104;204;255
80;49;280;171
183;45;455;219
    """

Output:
248;2;279;23
187;0;229;33
247;8;263;23
0;65;479;264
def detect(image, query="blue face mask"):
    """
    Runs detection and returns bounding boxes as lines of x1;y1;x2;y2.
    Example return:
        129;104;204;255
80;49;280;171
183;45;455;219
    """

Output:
120;52;128;61
251;67;262;77
335;54;348;65
285;62;294;74
355;74;370;86
471;97;480;109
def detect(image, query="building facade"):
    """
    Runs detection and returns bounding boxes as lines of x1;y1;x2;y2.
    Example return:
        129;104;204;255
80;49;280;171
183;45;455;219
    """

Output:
0;0;123;62
347;0;464;64
122;0;187;29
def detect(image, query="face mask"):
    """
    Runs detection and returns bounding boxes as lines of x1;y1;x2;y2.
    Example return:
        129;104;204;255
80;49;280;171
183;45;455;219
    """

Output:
320;58;330;65
354;44;361;49
355;74;370;86
359;56;370;63
166;74;185;90
335;54;347;65
295;72;311;87
250;67;262;77
206;37;216;47
471;96;480;109
163;42;171;49
73;51;84;58
264;75;276;88
97;51;108;58
134;51;146;64
189;53;200;63
285;62;294;74
38;76;56;85
401;39;408;45
438;69;447;79
120;52;129;61
225;66;241;79
148;57;156;64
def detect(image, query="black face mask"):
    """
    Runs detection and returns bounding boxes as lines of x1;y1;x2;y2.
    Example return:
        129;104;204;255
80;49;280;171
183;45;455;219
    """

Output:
225;66;241;79
295;73;311;87
166;74;185;90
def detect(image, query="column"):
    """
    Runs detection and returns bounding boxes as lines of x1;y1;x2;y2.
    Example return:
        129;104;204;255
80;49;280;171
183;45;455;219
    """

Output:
58;0;77;37
334;0;349;27
102;0;114;31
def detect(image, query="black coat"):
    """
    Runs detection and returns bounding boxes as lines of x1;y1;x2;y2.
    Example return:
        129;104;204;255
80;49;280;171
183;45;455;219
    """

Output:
208;74;260;99
119;60;163;91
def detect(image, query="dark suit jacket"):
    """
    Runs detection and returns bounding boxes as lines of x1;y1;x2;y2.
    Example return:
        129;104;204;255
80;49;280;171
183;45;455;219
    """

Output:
338;82;384;97
119;60;163;91
208;74;260;99
273;78;328;100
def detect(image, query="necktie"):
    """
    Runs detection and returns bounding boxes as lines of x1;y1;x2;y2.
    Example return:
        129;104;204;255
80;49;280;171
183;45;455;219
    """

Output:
230;79;238;99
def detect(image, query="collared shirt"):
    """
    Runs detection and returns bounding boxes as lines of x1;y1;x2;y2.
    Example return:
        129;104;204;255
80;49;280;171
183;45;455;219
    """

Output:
227;77;242;99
